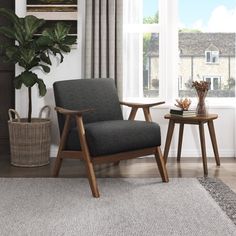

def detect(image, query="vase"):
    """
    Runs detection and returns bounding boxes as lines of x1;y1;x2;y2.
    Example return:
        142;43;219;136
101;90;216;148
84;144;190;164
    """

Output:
196;90;208;115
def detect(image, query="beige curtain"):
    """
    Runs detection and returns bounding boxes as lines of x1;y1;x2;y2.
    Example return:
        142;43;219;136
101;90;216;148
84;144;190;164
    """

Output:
85;0;123;97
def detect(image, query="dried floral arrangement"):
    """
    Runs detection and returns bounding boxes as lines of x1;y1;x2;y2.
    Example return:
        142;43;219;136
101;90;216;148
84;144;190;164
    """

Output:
192;80;210;115
175;98;191;110
192;81;210;91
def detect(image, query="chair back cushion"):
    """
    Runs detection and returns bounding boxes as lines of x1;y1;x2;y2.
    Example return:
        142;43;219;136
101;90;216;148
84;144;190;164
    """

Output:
53;78;123;133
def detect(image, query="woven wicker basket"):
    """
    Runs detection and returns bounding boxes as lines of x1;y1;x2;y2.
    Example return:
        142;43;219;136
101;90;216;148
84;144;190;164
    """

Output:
8;107;51;167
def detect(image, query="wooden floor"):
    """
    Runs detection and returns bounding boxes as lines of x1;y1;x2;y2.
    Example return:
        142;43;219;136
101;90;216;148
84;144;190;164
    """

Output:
1;156;236;193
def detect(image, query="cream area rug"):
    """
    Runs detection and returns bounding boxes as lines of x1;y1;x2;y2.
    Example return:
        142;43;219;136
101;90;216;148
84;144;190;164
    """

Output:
0;177;236;236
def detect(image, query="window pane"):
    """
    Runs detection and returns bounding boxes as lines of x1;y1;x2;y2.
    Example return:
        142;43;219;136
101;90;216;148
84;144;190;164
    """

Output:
178;0;236;97
123;0;159;98
143;0;158;24
206;78;211;85
143;0;159;97
206;52;211;62
213;77;219;90
144;33;159;97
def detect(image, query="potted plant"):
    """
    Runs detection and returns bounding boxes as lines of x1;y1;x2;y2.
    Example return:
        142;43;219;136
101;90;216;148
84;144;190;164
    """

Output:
0;8;76;166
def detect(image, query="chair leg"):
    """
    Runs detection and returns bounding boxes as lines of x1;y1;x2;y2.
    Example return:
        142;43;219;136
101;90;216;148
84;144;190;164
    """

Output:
52;115;71;177
155;147;169;182
84;158;100;198
53;152;63;177
76;116;100;198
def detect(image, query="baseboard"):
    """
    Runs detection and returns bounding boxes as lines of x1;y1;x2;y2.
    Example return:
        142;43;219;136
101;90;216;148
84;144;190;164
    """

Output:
50;145;235;158
166;148;235;158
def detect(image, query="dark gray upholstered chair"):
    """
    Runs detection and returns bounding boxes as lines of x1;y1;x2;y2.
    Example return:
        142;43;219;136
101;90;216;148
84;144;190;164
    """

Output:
53;78;169;197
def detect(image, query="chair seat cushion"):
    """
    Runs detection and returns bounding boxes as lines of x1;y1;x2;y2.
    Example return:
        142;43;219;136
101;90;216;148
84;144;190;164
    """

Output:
66;120;161;157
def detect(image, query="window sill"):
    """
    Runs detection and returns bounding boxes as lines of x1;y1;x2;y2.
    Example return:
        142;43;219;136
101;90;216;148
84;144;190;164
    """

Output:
123;97;236;109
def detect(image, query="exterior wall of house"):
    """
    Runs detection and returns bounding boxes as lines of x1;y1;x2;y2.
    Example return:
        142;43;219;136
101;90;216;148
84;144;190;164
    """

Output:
230;57;236;79
179;56;235;90
150;57;159;89
178;57;192;89
151;56;236;90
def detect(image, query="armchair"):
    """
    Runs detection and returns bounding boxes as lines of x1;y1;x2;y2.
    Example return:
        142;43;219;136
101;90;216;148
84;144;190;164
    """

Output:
53;78;168;198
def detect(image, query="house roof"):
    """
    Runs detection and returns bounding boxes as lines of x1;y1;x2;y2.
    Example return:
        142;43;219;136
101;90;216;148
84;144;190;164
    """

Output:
147;33;236;57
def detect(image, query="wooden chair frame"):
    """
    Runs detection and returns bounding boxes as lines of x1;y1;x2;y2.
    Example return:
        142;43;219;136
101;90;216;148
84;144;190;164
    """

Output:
53;101;169;198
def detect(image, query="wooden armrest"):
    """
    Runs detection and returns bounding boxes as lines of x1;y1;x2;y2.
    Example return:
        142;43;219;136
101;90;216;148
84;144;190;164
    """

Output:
120;101;165;122
55;107;94;116
120;101;165;108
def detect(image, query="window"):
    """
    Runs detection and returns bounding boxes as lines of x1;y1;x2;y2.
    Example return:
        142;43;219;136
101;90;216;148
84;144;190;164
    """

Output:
204;76;221;90
205;51;219;64
123;0;236;101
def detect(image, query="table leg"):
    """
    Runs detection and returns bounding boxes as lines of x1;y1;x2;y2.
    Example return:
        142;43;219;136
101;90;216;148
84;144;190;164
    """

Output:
128;107;138;120
199;122;208;176
208;120;220;166
143;107;152;122
177;123;184;162
164;120;175;164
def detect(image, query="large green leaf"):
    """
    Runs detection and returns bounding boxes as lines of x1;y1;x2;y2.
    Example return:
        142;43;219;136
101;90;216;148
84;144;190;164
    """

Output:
0;26;15;39
0;9;24;43
54;22;70;41
24;15;45;40
37;79;47;96
29;58;40;69
19;48;36;66
14;23;25;45
0;8;19;25
5;46;19;61
18;71;38;88
63;36;77;45
50;47;64;63
40;52;52;65
42;22;71;43
42;28;55;41
39;64;50;73
13;75;23;89
58;44;70;53
36;36;54;47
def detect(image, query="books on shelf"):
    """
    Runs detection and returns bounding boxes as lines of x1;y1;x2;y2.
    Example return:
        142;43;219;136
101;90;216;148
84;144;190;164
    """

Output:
170;109;196;117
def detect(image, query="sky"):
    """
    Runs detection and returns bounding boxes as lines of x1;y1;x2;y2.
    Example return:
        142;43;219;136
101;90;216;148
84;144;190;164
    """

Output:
143;0;236;32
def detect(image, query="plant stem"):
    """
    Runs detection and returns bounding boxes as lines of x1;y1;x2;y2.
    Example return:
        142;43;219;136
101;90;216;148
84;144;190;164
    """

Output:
28;87;32;123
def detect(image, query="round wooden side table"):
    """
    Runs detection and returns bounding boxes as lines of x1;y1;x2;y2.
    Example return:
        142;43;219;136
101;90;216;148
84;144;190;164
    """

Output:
163;114;220;176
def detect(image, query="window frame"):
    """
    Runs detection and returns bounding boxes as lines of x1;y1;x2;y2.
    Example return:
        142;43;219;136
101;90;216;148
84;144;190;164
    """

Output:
203;76;221;90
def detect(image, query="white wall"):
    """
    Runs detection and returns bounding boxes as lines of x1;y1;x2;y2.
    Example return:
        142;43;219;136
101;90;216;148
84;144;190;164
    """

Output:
15;1;236;158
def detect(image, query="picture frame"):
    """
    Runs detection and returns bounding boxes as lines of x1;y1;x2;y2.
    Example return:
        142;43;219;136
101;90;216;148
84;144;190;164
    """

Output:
26;0;78;37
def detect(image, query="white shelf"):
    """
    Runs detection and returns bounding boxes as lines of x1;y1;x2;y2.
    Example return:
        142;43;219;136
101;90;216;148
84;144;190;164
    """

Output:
27;5;77;8
26;11;78;20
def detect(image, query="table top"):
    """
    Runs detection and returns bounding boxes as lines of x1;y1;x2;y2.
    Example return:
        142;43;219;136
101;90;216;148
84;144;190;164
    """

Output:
164;114;218;122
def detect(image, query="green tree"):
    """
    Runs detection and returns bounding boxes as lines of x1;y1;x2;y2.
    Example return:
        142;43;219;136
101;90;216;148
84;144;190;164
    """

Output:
143;12;159;24
179;28;201;33
143;12;159;70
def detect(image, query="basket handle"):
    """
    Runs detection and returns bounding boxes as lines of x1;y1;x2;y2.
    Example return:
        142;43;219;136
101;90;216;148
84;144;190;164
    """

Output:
39;105;51;119
8;109;21;122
